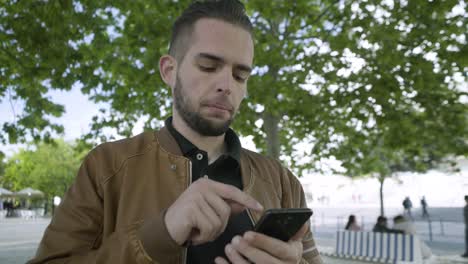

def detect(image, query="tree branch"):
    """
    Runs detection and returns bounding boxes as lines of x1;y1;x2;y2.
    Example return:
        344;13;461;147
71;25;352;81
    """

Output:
310;0;342;26
7;87;17;123
283;0;342;43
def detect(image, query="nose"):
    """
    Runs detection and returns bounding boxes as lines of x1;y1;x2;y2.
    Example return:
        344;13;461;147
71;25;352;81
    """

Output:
216;68;233;95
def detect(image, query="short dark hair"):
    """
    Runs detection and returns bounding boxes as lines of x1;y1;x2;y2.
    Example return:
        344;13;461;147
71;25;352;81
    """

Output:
169;0;253;62
377;216;387;223
393;215;405;222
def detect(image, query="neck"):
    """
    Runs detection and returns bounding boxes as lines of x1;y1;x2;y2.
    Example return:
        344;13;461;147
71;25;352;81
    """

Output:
172;114;226;163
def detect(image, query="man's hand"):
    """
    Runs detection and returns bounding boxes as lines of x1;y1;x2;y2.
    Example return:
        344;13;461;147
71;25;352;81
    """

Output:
165;178;263;245
215;223;308;264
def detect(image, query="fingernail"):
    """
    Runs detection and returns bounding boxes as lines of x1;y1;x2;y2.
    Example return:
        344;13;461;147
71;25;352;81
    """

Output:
226;244;233;253
256;202;263;210
232;236;241;245
244;232;254;241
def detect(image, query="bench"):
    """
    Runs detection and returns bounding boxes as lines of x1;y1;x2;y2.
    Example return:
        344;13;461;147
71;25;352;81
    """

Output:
333;230;423;263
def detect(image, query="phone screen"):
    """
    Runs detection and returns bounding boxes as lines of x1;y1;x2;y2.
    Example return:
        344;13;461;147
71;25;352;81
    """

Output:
253;208;312;241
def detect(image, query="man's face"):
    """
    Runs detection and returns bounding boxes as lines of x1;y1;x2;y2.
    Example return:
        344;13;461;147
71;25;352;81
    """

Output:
172;18;254;136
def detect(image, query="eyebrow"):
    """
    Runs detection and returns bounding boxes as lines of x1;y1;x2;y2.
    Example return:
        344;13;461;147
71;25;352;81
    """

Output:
196;53;252;73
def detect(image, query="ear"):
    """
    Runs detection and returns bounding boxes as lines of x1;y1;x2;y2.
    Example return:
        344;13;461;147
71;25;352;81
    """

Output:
159;55;177;88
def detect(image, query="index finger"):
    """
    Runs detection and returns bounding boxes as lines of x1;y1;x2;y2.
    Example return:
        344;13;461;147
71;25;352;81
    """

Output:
210;180;263;211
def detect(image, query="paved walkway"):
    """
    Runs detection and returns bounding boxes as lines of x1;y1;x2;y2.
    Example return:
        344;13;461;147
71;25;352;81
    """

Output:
321;255;468;264
1;217;467;264
0;218;49;264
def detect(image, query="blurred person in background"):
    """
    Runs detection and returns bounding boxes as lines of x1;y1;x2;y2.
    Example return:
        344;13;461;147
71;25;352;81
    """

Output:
420;196;429;218
372;216;403;234
402;196;413;219
393;215;432;259
344;214;361;231
462;195;468;258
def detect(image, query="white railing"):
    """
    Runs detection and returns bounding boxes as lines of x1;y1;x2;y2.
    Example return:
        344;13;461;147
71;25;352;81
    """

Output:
334;231;423;263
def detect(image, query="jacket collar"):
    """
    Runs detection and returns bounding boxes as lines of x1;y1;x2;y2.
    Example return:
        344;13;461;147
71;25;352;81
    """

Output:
156;126;254;193
155;127;184;156
164;117;241;164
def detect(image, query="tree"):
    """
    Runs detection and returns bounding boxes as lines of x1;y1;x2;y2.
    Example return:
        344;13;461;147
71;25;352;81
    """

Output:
1;0;467;217
309;0;468;215
0;0;335;163
0;151;5;181
1;140;85;214
236;1;334;161
1;1;187;144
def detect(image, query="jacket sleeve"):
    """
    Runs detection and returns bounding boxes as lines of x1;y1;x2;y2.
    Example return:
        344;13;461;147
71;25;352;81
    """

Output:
286;169;324;264
27;151;180;264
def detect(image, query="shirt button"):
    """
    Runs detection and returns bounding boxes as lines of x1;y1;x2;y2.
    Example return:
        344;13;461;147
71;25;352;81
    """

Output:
196;153;203;160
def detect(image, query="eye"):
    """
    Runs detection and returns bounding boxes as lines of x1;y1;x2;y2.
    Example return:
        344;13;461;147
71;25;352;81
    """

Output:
198;64;217;72
234;71;250;83
234;74;247;83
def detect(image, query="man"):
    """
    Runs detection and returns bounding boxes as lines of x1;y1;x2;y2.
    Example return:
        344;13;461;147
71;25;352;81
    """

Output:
402;196;413;219
420;196;429;218
393;215;432;259
372;216;403;234
392;215;417;234
463;195;468;258
29;1;322;263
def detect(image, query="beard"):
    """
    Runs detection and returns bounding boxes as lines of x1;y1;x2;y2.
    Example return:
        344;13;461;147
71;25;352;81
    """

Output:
174;76;234;136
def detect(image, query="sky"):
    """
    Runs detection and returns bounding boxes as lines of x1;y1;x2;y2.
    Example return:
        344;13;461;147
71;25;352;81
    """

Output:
0;86;100;156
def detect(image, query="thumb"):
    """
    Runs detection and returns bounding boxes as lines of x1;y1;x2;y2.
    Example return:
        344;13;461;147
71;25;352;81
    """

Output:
290;222;309;241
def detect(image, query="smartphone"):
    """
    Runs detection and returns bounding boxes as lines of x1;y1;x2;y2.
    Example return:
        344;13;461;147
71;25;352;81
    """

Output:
253;208;313;241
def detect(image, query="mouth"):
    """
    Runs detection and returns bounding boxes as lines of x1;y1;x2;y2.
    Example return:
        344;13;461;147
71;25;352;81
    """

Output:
202;102;234;118
205;103;232;112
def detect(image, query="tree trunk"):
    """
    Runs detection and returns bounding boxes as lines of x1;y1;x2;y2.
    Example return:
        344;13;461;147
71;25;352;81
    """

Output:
263;112;280;159
44;199;49;216
379;175;385;216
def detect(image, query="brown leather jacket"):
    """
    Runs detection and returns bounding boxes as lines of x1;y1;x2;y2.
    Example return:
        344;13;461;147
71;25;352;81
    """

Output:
29;127;323;264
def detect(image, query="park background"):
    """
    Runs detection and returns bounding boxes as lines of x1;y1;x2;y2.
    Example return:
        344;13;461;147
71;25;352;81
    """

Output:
0;0;467;263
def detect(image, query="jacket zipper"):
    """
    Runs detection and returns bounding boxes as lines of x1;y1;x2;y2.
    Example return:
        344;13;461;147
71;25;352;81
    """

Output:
182;160;192;264
181;161;257;263
246;208;256;227
245;177;257;227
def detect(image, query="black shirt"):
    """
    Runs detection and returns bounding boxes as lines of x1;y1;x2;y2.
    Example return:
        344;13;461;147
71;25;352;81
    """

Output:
165;117;253;263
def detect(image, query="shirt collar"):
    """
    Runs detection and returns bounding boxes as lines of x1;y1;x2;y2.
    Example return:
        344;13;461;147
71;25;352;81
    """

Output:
165;117;241;163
